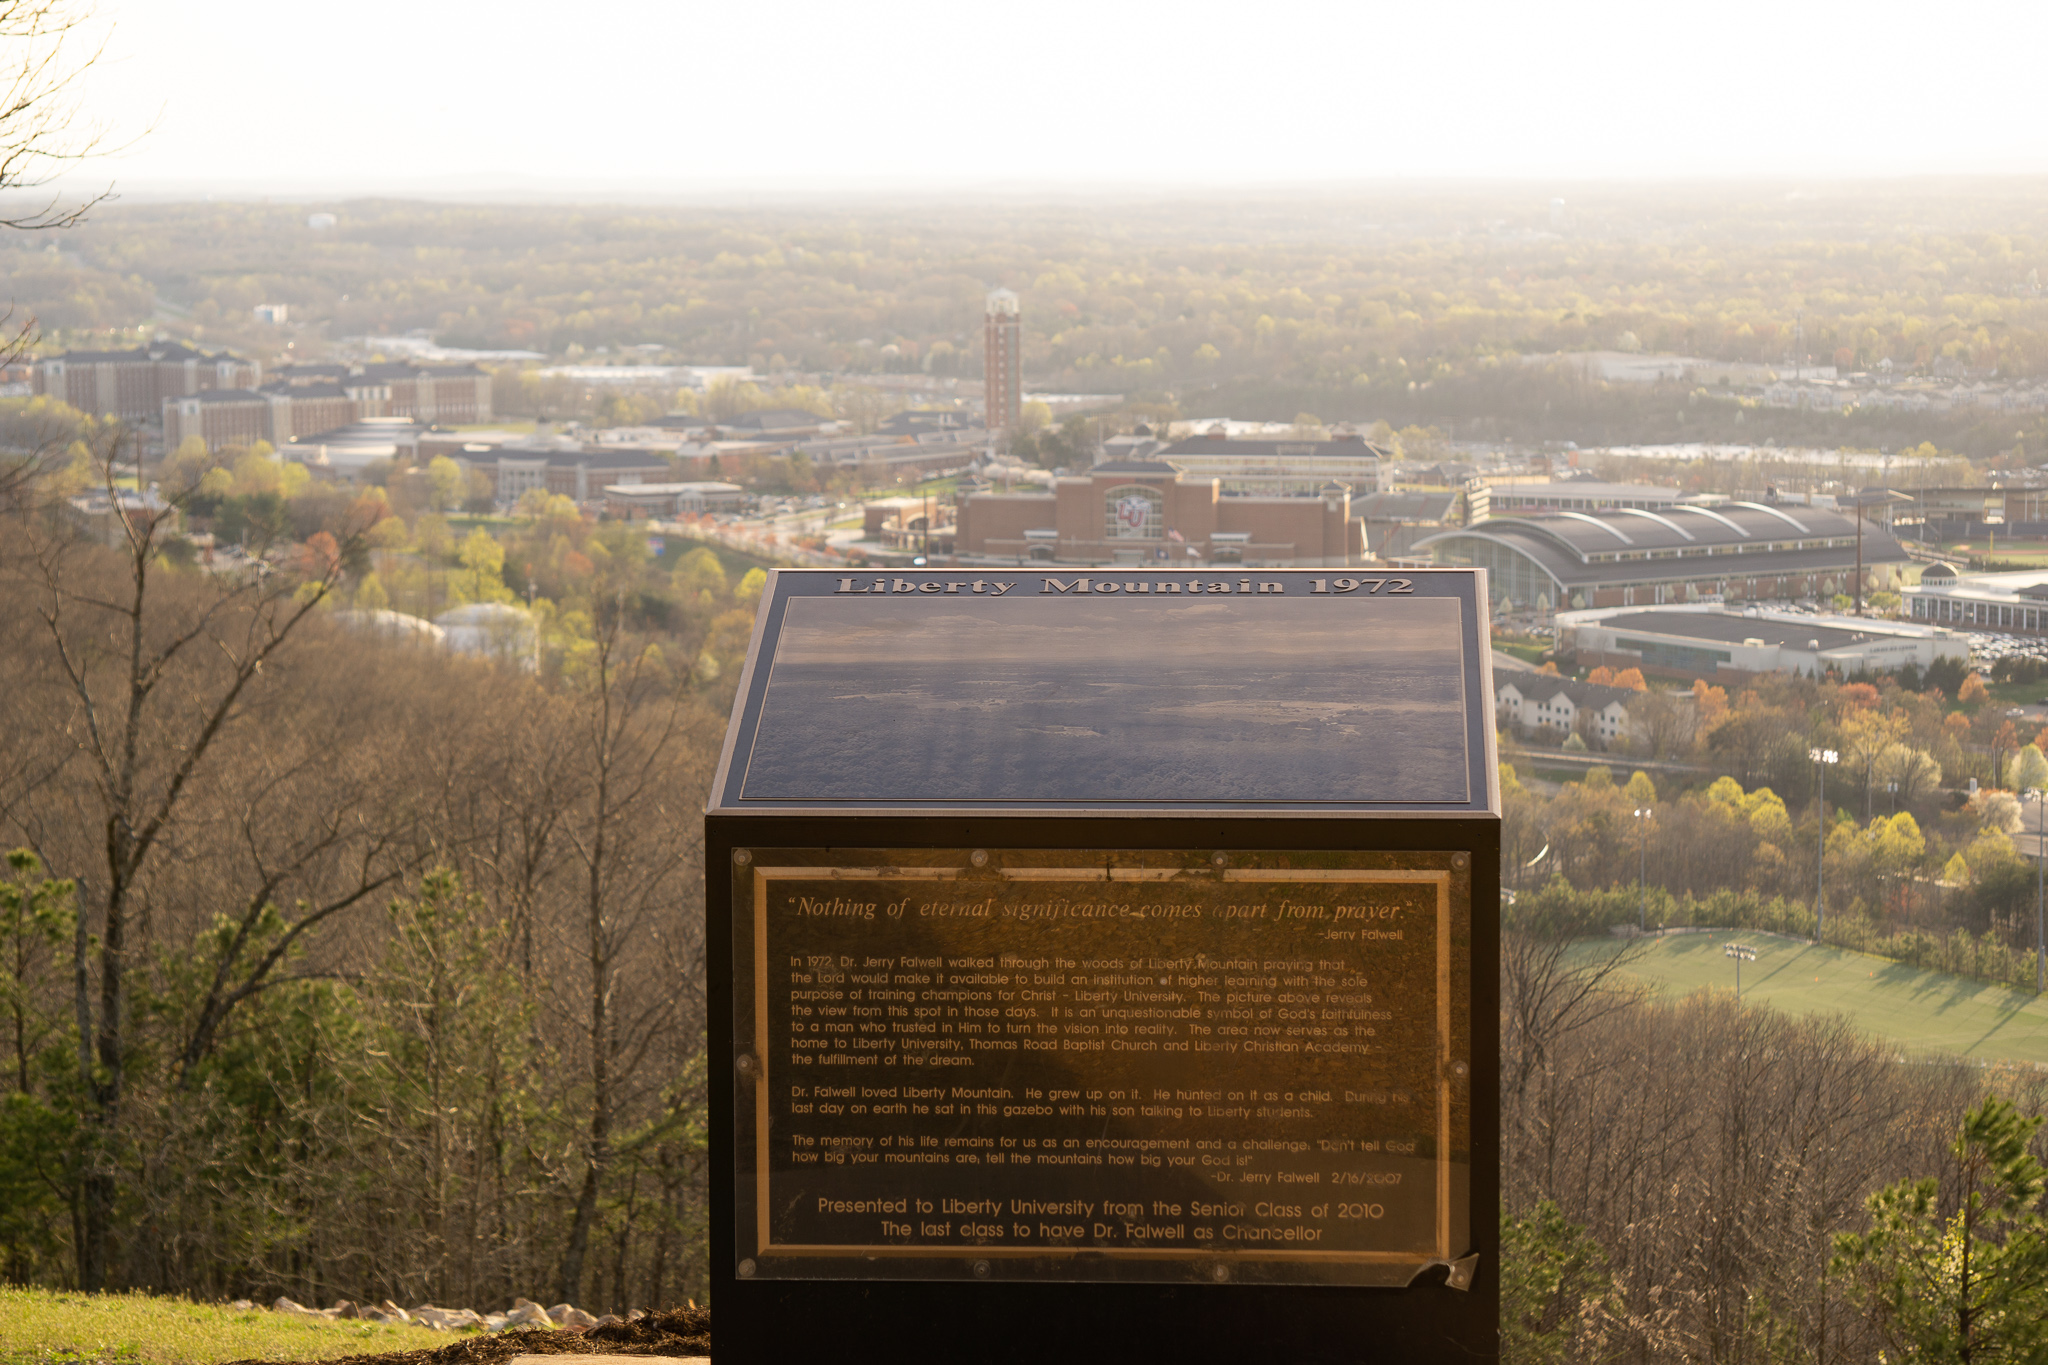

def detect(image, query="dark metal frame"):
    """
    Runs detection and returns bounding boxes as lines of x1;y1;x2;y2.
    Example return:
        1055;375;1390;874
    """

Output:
705;569;1500;1364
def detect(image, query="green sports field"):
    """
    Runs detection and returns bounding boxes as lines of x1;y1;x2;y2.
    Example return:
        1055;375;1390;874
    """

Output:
1569;932;2048;1067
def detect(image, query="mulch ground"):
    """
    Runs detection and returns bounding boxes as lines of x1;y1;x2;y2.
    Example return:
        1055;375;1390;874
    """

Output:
225;1308;713;1365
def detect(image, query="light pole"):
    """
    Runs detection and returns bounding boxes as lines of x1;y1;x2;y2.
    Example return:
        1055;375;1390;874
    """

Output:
1811;746;1839;942
2034;787;2046;994
1725;941;1757;1005
1633;807;1654;932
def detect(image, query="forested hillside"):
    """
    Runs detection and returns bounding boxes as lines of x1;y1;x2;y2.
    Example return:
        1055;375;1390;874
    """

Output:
0;461;725;1310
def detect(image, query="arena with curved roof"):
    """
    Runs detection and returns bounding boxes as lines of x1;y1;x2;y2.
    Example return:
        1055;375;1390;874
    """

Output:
1410;502;1911;623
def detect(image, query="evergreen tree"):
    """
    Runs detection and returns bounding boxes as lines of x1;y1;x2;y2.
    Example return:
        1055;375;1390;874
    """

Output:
1834;1095;2048;1364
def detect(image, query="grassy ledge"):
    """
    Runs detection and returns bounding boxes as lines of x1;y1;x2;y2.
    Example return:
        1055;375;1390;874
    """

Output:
0;1289;451;1365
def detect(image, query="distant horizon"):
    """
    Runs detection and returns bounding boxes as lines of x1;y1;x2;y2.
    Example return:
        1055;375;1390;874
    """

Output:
23;171;2048;209
44;0;2048;194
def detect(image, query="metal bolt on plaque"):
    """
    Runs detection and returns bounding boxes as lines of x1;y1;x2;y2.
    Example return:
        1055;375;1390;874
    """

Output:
972;1260;991;1279
732;849;751;867
970;849;989;867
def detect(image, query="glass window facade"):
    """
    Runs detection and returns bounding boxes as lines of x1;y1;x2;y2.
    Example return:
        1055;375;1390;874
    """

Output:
1104;484;1164;540
1426;535;1563;615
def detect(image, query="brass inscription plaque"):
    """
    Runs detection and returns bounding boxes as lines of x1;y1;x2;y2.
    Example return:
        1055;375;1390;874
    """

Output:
732;849;1472;1285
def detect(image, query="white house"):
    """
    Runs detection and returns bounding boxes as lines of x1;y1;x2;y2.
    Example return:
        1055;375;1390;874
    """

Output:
1496;675;1638;746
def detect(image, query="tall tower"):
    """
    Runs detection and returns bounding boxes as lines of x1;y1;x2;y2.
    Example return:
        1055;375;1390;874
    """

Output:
983;287;1021;432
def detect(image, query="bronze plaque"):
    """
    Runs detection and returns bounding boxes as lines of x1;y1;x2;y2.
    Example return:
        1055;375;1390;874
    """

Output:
732;847;1472;1286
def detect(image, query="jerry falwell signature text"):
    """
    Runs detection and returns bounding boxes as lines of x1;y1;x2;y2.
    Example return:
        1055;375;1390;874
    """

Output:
790;894;1407;925
833;576;1417;596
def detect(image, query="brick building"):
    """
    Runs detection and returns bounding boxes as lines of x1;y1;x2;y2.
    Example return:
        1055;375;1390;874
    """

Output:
368;362;491;423
269;361;492;424
983;288;1021;432
34;343;260;421
163;391;272;452
163;384;369;452
954;458;1363;566
166;362;496;452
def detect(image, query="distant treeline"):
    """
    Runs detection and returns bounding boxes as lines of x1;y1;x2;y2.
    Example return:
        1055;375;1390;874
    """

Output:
13;186;2048;449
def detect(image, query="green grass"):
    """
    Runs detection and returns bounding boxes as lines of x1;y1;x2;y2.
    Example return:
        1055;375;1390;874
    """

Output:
0;1288;451;1365
1492;640;1550;665
1572;931;2048;1066
666;533;776;578
1986;678;2048;709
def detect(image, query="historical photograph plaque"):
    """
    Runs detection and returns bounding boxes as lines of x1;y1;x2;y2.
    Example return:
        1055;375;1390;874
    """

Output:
732;847;1470;1286
706;567;1500;1363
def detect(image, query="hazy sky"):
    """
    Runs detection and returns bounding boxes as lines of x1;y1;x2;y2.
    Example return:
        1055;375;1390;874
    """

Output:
56;0;2048;194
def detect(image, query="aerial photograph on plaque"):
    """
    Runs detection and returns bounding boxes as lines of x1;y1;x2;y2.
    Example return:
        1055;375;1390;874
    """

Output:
717;570;1496;813
741;593;1469;804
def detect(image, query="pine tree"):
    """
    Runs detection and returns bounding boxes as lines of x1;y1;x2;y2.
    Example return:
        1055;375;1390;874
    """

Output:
1833;1095;2048;1363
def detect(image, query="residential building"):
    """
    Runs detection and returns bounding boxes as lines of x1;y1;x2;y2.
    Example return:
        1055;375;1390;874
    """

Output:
1562;606;1967;683
34;343;260;422
163;362;491;453
1411;502;1912;624
984;288;1022;432
166;384;387;454
378;362;490;422
163;390;271;452
954;458;1362;566
268;360;492;424
1495;674;1638;747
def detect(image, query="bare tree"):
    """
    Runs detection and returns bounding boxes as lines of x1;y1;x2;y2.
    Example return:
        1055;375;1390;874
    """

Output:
0;0;116;231
2;444;368;1288
554;604;711;1306
0;0;128;512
